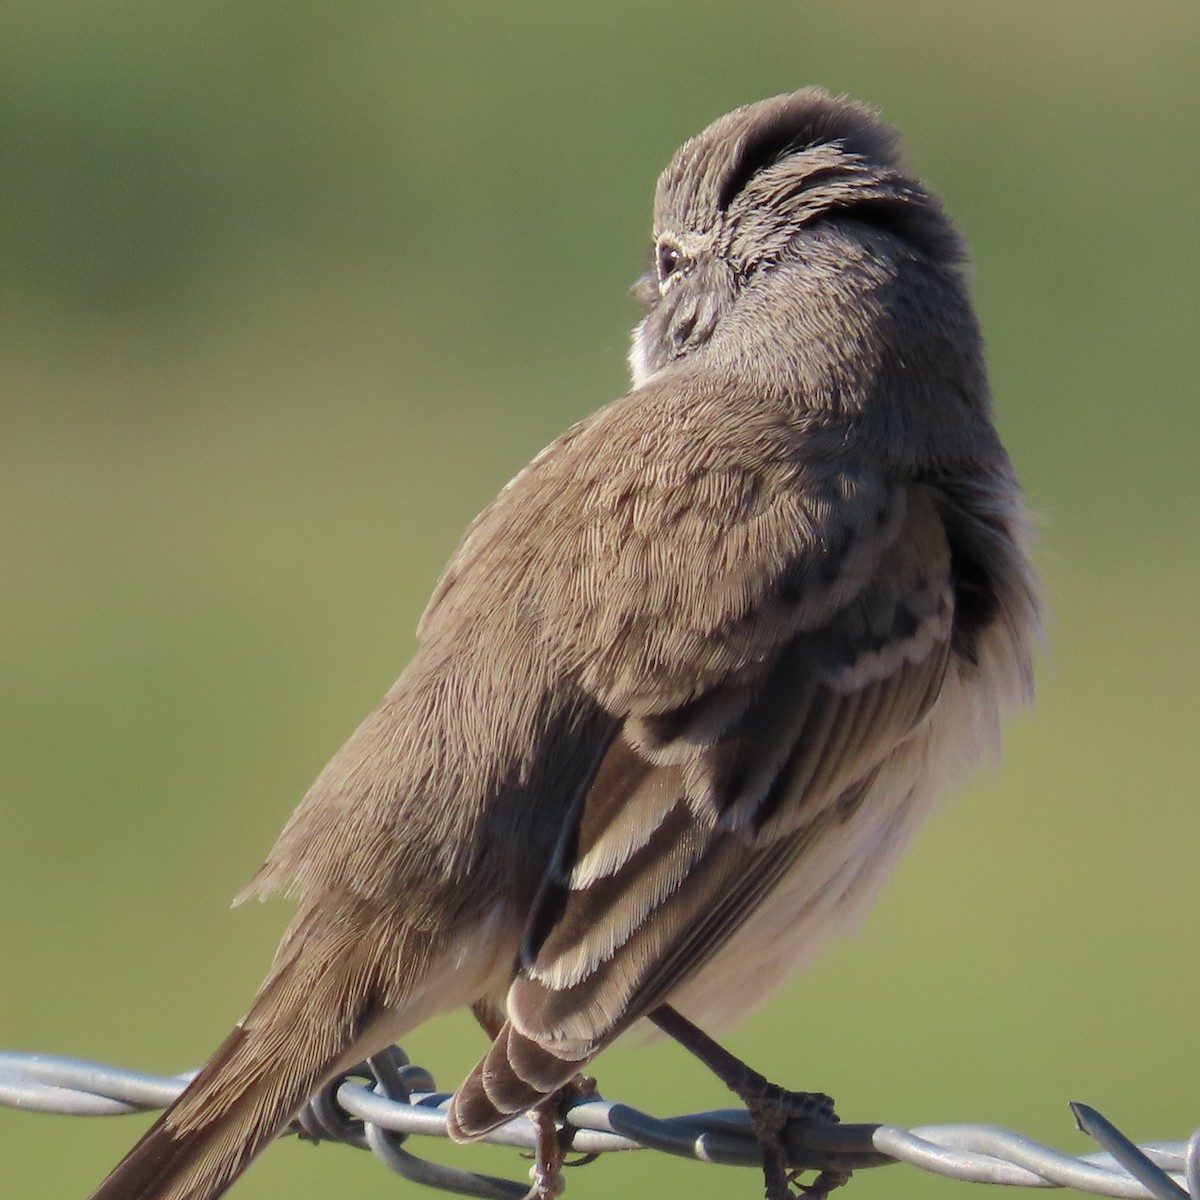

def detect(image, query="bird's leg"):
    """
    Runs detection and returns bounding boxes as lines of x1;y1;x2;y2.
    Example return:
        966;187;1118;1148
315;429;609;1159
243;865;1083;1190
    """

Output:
524;1068;604;1199
649;1005;848;1200
506;1074;602;1200
524;1098;567;1200
470;998;507;1040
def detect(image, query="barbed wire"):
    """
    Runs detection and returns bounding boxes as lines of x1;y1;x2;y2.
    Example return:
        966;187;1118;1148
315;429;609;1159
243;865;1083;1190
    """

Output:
2;1047;1195;1200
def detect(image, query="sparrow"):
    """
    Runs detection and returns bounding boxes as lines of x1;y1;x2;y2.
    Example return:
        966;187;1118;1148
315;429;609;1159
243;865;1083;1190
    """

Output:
89;86;1039;1200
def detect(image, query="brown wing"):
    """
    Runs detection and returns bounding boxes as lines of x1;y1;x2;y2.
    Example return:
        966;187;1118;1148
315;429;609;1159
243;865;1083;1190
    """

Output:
448;481;954;1137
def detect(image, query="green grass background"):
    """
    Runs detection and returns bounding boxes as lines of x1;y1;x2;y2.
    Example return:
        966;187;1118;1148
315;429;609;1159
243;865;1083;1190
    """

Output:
2;3;1197;1198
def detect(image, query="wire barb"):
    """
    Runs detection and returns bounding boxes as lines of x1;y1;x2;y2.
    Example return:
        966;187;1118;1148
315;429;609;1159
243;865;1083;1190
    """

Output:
0;1049;1194;1198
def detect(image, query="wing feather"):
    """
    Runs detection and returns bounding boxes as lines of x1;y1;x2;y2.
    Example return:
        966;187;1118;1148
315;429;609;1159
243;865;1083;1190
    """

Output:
510;485;953;1060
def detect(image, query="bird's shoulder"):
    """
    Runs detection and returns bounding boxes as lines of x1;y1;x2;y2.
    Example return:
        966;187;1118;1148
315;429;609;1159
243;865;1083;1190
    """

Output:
419;371;901;696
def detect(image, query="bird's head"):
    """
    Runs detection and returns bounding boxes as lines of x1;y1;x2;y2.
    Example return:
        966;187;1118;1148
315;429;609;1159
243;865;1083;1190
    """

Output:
629;87;967;388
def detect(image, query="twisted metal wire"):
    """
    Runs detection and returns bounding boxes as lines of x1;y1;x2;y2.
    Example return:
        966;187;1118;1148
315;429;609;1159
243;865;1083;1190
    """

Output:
1;1047;1195;1200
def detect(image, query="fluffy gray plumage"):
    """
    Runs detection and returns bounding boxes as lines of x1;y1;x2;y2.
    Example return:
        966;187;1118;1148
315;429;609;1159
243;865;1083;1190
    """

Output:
89;87;1039;1200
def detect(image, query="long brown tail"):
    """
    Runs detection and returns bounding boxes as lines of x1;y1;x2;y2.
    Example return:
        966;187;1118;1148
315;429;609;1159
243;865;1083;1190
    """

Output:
88;1008;336;1200
88;915;437;1200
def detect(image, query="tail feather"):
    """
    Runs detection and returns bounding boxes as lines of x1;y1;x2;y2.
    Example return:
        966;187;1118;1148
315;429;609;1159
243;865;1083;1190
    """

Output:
446;1020;588;1141
87;1018;333;1200
88;914;445;1200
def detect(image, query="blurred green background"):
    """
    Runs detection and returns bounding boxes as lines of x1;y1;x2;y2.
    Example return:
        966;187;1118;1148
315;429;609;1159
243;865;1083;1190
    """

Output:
2;2;1197;1198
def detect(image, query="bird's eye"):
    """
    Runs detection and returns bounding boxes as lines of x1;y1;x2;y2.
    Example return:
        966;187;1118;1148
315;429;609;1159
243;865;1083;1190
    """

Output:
656;239;684;285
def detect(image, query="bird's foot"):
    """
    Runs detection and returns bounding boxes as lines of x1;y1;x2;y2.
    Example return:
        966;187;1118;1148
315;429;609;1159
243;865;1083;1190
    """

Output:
647;1006;847;1200
522;1074;600;1200
738;1077;846;1200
